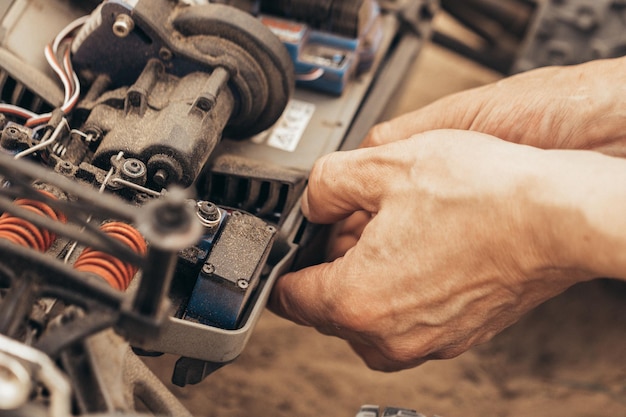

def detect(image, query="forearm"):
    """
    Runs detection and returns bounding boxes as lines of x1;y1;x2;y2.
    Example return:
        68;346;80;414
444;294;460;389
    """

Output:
531;148;626;281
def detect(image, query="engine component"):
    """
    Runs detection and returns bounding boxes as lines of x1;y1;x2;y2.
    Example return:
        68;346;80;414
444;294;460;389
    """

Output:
182;207;276;329
0;0;433;413
72;1;293;135
74;221;147;291
260;0;375;38
259;0;383;94
70;0;294;188
0;190;65;251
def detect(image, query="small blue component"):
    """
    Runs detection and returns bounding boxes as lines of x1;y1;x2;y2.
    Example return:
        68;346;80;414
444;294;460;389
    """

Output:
259;10;382;95
184;209;276;330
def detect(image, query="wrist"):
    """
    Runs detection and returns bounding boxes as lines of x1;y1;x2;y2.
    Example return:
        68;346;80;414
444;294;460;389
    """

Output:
528;149;626;281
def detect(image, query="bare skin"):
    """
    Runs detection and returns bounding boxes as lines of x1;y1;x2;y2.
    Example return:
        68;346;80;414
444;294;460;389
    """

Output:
333;56;626;262
269;57;626;371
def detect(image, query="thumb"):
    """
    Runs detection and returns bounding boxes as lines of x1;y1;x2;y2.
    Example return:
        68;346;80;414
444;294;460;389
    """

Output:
269;261;344;330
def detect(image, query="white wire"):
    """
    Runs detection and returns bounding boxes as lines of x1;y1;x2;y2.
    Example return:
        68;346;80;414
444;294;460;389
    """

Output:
52;15;90;54
296;68;325;81
0;104;38;119
14;118;69;159
44;45;72;105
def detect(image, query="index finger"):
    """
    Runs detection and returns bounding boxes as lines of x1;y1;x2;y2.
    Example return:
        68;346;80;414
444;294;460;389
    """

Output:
302;146;402;224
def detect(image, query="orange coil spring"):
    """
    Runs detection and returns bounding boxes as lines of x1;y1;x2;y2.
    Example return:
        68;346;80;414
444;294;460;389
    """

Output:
0;191;66;251
74;222;147;291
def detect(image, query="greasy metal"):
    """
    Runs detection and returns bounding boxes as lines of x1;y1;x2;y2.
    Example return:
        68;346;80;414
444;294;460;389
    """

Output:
112;13;135;38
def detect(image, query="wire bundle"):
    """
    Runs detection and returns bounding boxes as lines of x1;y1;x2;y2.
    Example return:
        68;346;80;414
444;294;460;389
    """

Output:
0;16;88;127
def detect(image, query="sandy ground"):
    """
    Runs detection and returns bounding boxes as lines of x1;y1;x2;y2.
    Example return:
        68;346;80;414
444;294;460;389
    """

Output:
144;41;626;417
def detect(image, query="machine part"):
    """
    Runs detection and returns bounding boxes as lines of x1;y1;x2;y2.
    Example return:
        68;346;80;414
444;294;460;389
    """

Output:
0;190;65;251
260;0;376;38
72;0;293;137
61;330;192;417
0;0;434;408
84;62;236;188
74;222;147;291
183;209;277;329
260;0;383;94
196;201;222;229
0;350;31;410
511;0;626;73
0;332;71;417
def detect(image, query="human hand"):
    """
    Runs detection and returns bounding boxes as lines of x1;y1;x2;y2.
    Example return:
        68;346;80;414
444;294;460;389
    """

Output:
365;57;626;155
332;56;626;260
270;130;597;371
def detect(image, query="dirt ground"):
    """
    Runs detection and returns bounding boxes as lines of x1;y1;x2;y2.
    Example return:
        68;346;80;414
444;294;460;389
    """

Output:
144;41;626;417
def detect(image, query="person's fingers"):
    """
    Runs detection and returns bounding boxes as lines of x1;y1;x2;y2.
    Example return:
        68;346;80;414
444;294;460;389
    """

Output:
362;90;480;148
327;211;372;261
269;260;347;328
301;147;398;224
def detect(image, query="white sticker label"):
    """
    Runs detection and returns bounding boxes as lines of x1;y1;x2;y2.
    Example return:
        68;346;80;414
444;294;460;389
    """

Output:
253;100;315;152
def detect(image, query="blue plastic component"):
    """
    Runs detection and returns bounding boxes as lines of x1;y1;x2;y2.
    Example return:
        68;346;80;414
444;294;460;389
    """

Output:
259;10;382;95
183;209;276;330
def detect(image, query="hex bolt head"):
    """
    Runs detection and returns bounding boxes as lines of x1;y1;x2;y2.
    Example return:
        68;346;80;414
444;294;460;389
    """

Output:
113;14;135;38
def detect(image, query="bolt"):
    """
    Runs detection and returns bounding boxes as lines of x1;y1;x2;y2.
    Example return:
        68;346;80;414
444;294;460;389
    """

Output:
122;159;146;178
112;14;135;38
237;279;249;290
201;263;215;276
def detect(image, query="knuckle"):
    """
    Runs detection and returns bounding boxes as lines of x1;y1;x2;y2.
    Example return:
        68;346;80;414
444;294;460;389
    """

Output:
366;122;390;147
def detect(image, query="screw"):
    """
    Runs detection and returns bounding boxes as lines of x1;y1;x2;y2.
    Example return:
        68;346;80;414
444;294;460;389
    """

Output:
112;14;135;38
237;279;249;290
201;263;215;276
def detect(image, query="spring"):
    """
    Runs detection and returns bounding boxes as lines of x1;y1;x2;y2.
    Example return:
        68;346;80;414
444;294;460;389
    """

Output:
74;222;146;291
0;191;65;251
